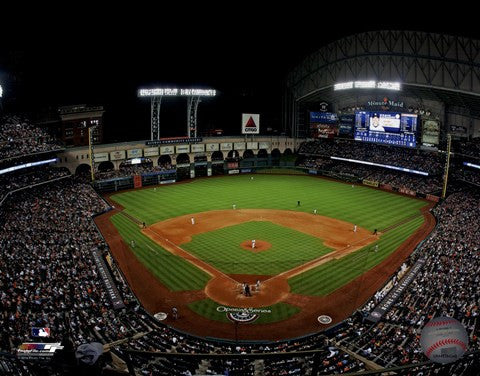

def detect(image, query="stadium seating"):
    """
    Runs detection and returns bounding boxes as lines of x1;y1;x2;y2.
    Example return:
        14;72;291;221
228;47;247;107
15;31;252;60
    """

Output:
1;122;479;375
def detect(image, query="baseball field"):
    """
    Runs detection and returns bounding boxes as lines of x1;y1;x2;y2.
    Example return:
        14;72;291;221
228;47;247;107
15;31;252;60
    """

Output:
96;174;435;340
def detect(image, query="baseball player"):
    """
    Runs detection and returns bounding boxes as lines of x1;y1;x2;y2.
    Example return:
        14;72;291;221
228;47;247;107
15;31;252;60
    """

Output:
233;204;236;210
374;244;379;252
313;209;317;215
130;240;135;248
353;224;357;233
252;239;256;249
256;279;261;291
191;217;195;225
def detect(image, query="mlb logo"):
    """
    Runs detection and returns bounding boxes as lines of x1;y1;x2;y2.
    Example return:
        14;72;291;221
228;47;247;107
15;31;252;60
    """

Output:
32;327;51;337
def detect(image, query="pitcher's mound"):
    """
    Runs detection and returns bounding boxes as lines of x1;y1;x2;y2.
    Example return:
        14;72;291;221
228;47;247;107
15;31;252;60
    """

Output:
240;240;271;252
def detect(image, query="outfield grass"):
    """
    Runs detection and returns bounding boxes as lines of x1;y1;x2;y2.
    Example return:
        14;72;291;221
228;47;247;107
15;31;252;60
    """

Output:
288;215;425;296
188;299;300;324
109;175;429;295
110;214;210;291
182;221;333;275
110;175;427;230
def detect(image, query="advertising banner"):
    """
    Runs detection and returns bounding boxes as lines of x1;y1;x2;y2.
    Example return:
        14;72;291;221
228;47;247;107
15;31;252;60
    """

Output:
110;150;126;161
146;137;202;146
93;152;109;162
242;113;260;134
221;142;233;151
206;143;219;152
191;144;205;153
366;258;426;322
133;175;142;188
422;120;440;145
176;145;190;153
258;142;270;149
160;145;175;155
127;148;143;158
247;142;258;149
362;179;379;188
399;187;416;196
426;194;440;202
143;147;159;157
234;142;246;150
310;123;338;138
310;112;338;124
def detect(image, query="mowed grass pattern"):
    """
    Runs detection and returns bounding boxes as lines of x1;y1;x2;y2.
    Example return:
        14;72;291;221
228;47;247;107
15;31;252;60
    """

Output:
288;216;424;296
188;299;300;324
110;175;427;230
182;221;333;275
111;214;210;291
109;175;429;295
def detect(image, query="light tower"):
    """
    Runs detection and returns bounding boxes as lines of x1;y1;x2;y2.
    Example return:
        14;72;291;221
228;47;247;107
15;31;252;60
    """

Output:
138;88;216;140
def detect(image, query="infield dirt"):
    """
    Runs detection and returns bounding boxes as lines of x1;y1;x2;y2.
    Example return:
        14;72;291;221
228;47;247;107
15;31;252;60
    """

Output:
96;201;435;340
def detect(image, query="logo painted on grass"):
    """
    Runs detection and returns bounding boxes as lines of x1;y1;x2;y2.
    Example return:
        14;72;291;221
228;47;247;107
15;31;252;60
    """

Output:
217;306;271;323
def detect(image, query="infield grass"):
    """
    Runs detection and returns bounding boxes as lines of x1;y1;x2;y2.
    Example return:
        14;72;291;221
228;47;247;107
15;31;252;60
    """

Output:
109;175;429;294
182;221;333;275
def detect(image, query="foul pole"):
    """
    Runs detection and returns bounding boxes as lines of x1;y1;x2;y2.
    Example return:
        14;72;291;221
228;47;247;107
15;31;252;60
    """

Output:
442;134;452;199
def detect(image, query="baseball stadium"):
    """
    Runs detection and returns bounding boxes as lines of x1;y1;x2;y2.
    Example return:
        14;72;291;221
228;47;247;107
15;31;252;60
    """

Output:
1;29;480;376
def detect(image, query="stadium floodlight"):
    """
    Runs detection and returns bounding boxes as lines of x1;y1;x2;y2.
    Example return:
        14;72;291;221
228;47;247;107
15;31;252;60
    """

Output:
334;81;401;91
0;84;3;98
354;81;376;89
138;88;216;97
334;82;354;90
377;81;401;90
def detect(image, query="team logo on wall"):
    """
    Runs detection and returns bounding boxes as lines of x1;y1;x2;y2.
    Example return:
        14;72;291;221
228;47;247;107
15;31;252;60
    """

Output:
319;102;329;112
242;113;260;134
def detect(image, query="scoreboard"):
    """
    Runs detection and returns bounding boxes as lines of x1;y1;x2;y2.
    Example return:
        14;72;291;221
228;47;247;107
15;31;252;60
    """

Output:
354;111;417;147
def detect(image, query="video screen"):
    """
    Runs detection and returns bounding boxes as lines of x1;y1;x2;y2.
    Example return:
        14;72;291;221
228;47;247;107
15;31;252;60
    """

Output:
355;111;417;147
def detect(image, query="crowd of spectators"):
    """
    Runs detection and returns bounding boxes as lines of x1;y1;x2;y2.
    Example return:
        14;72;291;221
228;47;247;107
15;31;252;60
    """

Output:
453;139;480;159
0;179;148;355
298;139;445;174
0;115;63;160
452;167;480;186
297;156;443;195
0;130;479;374
0;166;71;203
94;163;174;181
336;190;480;371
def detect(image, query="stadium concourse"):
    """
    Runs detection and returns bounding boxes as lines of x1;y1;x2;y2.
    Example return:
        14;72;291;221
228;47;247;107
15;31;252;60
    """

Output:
0;114;480;376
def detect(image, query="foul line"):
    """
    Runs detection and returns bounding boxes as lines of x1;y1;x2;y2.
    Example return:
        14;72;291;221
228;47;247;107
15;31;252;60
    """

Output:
267;212;426;284
145;226;240;285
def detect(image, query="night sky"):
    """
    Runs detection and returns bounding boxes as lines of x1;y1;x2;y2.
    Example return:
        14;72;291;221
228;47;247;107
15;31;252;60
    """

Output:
1;8;479;142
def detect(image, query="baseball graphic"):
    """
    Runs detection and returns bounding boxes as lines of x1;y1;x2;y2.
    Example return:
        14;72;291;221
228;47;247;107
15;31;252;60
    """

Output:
420;317;468;364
